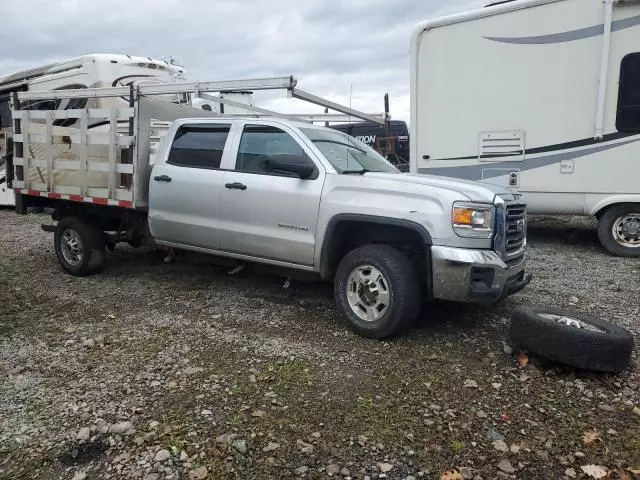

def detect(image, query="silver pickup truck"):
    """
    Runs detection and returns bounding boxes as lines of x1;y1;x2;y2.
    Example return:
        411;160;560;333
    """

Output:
9;84;530;338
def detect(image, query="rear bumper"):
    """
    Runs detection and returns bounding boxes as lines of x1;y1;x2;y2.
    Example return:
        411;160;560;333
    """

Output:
430;245;531;303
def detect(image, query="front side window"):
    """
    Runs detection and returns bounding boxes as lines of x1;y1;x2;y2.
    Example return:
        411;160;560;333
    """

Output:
167;124;230;169
300;127;398;174
617;53;640;132
236;125;313;176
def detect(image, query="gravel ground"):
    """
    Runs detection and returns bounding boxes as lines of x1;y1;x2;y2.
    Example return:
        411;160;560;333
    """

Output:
0;210;638;480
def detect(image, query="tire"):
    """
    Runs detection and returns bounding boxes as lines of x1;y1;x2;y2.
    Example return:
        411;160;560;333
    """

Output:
597;204;640;257
54;217;106;276
509;306;634;373
334;244;421;339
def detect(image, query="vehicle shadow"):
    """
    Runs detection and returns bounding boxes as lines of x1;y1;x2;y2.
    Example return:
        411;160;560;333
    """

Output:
99;234;540;343
103;245;334;302
526;215;601;249
103;245;517;315
410;299;512;338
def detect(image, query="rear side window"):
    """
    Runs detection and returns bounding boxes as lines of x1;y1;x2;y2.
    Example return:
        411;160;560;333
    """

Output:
167;124;230;169
617;53;640;132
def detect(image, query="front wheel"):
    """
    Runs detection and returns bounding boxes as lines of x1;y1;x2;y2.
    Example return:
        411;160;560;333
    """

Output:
333;245;421;339
54;217;106;276
597;204;640;257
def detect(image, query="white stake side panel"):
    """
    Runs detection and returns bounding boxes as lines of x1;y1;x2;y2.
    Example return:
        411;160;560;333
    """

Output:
11;107;137;207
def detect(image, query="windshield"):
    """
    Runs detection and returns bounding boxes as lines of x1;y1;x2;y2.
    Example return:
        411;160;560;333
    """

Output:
300;127;399;174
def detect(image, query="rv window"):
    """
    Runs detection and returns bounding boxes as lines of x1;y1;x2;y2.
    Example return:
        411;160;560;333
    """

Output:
167;124;231;169
616;53;640;132
0;97;11;129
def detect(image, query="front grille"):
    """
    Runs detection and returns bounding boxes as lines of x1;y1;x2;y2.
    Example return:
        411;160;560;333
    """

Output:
505;255;524;268
504;203;526;263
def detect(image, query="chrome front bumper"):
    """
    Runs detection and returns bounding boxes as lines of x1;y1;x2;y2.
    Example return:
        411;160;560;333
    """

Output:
430;245;531;303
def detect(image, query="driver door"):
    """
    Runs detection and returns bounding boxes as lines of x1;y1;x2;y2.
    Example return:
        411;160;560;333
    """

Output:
219;123;324;266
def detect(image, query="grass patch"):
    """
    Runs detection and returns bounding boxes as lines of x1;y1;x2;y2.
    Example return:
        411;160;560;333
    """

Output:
450;439;464;453
269;360;316;390
229;411;247;426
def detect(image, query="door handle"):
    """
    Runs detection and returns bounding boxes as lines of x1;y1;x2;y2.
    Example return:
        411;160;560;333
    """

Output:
225;182;247;190
153;175;172;182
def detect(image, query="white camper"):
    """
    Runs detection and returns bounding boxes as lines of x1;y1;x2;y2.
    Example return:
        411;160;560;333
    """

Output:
0;53;188;206
411;0;640;257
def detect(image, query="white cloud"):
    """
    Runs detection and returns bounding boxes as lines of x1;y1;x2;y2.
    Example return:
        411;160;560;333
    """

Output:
1;0;485;122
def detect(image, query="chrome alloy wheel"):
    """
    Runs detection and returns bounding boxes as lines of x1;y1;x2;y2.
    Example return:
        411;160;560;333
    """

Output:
60;229;84;266
346;265;391;322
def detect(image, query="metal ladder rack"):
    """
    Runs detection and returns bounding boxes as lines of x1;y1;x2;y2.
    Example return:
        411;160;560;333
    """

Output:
15;75;387;125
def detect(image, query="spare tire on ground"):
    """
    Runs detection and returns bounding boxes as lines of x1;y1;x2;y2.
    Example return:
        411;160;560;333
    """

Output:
509;306;634;373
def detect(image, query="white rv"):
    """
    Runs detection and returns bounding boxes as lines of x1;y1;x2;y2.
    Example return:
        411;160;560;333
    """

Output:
0;53;188;206
411;0;640;257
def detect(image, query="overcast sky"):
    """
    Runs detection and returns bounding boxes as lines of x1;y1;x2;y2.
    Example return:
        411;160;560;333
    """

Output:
1;0;484;122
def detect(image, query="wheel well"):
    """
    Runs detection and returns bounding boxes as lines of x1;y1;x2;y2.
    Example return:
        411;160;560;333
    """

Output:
320;218;431;289
49;201;149;246
595;202;640;219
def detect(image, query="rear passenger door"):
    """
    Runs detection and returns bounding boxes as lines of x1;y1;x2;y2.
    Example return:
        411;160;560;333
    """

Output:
149;122;235;249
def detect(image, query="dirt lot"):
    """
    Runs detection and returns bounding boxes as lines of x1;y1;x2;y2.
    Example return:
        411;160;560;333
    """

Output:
0;210;638;480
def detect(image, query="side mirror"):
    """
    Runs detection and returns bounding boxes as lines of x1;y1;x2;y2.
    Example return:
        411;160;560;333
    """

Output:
267;154;316;179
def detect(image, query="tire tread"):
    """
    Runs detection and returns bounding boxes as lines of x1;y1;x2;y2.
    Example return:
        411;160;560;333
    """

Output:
510;306;634;373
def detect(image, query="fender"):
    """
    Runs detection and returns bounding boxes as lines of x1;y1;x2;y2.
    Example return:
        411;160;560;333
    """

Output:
319;213;433;280
588;195;640;216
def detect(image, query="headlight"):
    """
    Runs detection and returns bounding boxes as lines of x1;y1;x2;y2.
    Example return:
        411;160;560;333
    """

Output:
452;202;494;238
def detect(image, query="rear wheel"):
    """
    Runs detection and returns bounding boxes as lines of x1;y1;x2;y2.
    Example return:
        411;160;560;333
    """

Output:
334;245;420;339
54;217;106;276
597;204;640;257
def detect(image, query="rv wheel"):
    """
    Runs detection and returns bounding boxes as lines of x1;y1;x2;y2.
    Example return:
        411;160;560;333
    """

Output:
597;204;640;257
509;306;634;373
54;217;106;276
